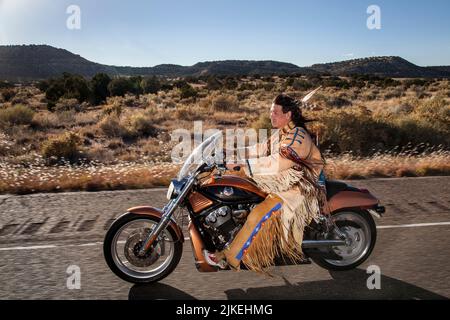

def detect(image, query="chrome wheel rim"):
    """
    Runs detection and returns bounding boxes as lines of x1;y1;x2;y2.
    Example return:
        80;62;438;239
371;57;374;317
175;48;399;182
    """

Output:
324;212;372;267
111;219;175;279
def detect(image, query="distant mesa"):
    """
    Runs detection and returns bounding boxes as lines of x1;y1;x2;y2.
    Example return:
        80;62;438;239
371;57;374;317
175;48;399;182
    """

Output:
0;44;449;82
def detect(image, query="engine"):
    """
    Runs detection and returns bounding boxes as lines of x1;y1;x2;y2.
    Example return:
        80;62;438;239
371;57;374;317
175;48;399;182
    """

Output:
201;204;255;250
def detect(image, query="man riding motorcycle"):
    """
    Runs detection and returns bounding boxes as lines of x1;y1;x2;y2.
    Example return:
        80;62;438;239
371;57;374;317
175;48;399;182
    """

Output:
205;92;327;272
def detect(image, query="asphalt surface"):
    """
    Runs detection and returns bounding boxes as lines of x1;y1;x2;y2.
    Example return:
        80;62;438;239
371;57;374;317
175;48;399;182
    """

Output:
0;176;449;300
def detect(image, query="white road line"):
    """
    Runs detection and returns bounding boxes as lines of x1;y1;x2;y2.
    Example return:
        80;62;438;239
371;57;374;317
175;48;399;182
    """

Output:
0;222;449;252
376;222;450;229
0;244;58;251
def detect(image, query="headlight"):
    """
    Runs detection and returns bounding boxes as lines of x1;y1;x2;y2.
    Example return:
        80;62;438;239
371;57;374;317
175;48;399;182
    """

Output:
166;179;186;200
166;182;175;200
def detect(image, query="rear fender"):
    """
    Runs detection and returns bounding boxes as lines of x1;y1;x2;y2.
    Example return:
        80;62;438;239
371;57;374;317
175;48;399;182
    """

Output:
324;191;380;215
126;206;185;243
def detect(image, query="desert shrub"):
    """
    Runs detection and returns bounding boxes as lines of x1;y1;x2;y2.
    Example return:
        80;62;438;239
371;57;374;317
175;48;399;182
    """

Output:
198;97;213;109
56;109;77;127
0;104;35;126
179;84;198;99
98;115;128;138
327;96;352;108
41;132;81;164
403;79;430;89
102;103;123;118
1;88;16;102
206;76;222;90
412;96;450;136
238;82;257;91
127;114;159;138
224;77;239;90
262;82;275;92
211;95;238;111
107;138;125;150
383;88;403;99
316;107;399;154
387;103;414;115
55;98;82;112
85;144;115;163
0;81;13;89
31;112;60;129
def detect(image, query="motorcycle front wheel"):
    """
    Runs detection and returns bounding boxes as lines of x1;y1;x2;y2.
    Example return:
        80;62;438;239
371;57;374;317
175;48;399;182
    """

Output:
103;213;183;284
311;210;377;271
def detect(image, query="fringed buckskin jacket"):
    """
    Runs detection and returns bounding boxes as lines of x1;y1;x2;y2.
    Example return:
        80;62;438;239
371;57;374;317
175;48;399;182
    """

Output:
237;121;327;270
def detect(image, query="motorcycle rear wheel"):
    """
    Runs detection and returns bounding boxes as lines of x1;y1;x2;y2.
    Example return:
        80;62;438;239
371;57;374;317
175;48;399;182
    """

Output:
311;210;377;271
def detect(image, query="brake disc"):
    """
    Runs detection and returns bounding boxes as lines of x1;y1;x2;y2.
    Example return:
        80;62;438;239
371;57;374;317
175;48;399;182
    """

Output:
124;229;162;268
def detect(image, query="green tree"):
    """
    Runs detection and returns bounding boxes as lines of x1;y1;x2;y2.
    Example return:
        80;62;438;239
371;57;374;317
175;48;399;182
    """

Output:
108;78;134;97
90;73;111;105
141;76;161;94
61;73;90;102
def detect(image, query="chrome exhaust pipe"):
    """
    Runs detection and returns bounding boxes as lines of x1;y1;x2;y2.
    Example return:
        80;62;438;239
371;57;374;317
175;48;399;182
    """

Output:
302;239;347;248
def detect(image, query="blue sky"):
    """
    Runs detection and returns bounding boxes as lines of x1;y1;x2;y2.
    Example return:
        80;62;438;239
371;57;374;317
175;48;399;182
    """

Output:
0;0;449;67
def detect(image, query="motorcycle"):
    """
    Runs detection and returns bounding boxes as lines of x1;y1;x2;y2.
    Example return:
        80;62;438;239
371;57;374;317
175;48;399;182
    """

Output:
103;132;385;284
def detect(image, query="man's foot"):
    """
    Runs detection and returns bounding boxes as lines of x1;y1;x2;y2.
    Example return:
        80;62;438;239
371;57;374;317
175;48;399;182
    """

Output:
203;250;228;269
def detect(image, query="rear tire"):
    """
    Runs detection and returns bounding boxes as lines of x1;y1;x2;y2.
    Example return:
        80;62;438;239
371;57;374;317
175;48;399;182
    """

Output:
103;213;183;284
311;210;377;271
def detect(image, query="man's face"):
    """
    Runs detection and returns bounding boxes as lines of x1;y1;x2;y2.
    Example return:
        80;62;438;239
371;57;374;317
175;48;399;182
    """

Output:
270;103;291;129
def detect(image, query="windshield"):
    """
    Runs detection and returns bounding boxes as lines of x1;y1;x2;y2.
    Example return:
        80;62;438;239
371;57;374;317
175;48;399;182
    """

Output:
177;131;223;180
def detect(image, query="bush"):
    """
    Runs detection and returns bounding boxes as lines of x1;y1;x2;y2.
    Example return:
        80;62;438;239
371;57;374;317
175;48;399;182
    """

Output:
55;98;82;112
41;132;81;164
180;84;197;99
0;104;35;126
102;103;123;118
1;88;16;102
211;95;238;111
128;114;159;138
316;107;399;154
206;76;222;90
99;115;128;138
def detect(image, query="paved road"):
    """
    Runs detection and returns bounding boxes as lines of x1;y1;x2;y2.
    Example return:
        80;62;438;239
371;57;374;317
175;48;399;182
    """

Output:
0;176;449;299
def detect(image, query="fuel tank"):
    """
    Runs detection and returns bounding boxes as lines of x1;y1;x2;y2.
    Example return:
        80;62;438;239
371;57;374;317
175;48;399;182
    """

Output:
197;174;266;204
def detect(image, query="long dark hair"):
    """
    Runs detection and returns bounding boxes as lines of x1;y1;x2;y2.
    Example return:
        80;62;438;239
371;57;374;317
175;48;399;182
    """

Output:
273;94;314;132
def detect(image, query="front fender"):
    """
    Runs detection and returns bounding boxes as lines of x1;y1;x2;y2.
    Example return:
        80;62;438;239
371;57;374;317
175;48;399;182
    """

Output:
127;206;185;243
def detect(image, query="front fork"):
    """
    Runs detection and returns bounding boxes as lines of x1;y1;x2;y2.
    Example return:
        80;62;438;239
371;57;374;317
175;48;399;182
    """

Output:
138;176;194;256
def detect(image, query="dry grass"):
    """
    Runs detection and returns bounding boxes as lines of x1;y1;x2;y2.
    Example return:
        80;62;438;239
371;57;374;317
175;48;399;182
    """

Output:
0;78;449;194
325;149;450;179
0;151;448;195
0;158;179;194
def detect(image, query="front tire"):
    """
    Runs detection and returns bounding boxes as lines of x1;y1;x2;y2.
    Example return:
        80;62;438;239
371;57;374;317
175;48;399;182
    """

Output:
312;210;377;271
103;213;183;284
